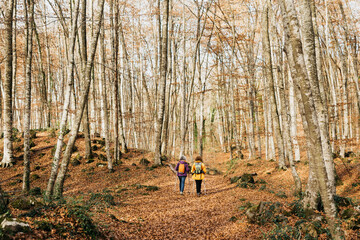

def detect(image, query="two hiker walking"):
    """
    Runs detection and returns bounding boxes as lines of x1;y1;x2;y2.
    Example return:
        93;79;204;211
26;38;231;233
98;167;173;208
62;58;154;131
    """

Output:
175;155;207;196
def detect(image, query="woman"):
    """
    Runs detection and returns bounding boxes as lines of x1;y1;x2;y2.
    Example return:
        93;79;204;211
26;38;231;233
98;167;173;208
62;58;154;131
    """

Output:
175;156;190;195
191;156;206;196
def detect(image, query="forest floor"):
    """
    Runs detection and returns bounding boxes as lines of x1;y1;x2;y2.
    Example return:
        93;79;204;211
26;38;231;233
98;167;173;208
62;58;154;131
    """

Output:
1;130;360;239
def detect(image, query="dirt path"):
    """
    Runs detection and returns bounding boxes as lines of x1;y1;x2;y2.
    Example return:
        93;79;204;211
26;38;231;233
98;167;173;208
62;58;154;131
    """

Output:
106;168;259;239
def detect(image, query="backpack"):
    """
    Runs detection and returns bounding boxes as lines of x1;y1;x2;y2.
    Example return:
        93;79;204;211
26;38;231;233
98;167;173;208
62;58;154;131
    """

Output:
195;162;202;174
178;163;185;174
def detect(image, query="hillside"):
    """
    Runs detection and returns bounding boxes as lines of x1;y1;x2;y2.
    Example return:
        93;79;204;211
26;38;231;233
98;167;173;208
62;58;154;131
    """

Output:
0;130;360;239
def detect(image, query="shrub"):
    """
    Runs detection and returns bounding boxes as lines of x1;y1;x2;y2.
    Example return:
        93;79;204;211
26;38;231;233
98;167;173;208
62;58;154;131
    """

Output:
89;193;116;206
66;205;100;238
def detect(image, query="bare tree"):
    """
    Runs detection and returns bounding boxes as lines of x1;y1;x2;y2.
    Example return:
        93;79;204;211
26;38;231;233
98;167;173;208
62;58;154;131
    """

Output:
0;0;15;168
99;17;113;172
262;1;286;170
154;0;170;165
22;0;35;193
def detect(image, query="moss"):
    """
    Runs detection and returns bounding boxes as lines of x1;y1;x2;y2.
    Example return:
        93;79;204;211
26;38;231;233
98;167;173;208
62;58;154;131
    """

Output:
89;193;116;206
238;182;248;188
29;130;37;139
139;158;150;166
86;159;94;164
145;186;159;191
0;189;9;214
11;198;32;210
30;174;40;182
99;154;107;162
35;220;52;231
229;216;237;222
71;154;82;166
240;173;255;184
29;187;42;196
275;191;287;199
341;208;355;220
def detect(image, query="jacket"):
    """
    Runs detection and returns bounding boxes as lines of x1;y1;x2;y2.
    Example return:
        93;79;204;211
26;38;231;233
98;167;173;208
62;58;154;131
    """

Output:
191;161;206;180
175;160;190;177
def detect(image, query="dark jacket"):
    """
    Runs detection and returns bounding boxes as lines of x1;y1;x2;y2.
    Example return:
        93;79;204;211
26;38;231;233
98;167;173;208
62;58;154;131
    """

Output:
175;160;190;177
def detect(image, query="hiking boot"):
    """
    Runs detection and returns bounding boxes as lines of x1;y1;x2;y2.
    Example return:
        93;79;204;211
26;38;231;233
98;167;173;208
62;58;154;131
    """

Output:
180;192;183;195
197;193;200;197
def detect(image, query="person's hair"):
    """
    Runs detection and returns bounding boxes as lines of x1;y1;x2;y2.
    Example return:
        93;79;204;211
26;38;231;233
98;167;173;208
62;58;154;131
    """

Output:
180;155;186;161
195;156;202;162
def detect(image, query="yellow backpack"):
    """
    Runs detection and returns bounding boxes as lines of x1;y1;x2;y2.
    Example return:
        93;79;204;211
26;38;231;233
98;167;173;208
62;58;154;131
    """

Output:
178;163;185;173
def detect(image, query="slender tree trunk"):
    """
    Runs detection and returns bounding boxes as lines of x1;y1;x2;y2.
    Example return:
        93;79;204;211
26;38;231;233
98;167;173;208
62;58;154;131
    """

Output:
154;0;170;165
179;3;187;157
262;2;286;170
99;19;112;172
110;0;120;163
1;0;15;168
288;71;301;162
118;20;129;153
80;0;92;159
22;0;35;193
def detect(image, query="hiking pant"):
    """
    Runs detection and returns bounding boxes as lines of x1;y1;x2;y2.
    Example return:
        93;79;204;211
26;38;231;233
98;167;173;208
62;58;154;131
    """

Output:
178;176;186;192
195;180;202;194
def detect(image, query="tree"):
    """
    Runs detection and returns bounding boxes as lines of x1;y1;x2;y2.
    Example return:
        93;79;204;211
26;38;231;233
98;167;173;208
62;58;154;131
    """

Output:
0;0;15;168
99;15;113;172
22;0;35;193
262;1;286;170
154;0;170;165
80;0;93;160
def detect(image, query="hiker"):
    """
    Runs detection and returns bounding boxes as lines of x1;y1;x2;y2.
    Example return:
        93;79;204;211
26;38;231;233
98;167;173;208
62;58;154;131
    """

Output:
175;156;190;195
191;156;206;196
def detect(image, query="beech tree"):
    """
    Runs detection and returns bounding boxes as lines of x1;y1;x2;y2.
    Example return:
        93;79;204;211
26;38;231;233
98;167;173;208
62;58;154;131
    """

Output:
0;0;15;168
22;0;35;193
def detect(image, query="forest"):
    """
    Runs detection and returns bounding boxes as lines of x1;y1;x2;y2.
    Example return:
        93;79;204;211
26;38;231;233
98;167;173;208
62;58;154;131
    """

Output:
0;0;360;239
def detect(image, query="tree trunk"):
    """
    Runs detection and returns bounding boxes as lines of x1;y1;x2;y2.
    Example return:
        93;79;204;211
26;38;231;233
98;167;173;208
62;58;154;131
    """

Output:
80;0;92;159
262;1;286;170
1;0;15;168
99;18;112;172
110;0;120;163
23;0;35;193
154;0;170;165
288;71;301;162
298;0;336;196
